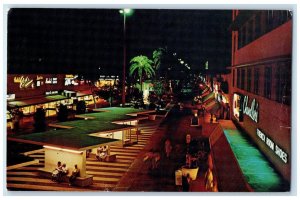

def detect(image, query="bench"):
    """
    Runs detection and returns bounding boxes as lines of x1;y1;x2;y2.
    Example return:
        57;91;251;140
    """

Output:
38;168;93;187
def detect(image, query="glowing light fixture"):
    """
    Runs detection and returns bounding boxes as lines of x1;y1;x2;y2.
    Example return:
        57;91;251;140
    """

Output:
44;145;83;154
180;61;184;64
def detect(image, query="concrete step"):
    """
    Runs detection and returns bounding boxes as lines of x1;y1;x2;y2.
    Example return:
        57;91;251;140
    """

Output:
86;171;124;177
86;165;128;172
92;176;120;183
7;183;94;191
86;161;131;167
7;171;38;176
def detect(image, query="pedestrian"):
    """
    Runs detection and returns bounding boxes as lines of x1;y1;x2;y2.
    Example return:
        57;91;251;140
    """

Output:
204;167;214;191
182;173;191;192
165;139;172;158
69;164;80;186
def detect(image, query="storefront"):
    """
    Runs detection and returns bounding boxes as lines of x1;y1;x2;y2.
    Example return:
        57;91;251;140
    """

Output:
231;92;291;182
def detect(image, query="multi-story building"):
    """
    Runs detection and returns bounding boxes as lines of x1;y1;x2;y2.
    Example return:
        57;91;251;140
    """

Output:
6;74;95;122
230;10;292;182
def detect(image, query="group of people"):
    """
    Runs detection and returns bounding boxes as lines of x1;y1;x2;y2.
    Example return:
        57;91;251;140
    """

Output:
52;161;80;186
96;146;108;161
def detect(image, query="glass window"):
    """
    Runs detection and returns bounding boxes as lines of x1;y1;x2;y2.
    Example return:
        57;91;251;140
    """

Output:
247;68;252;92
254;68;259;95
276;62;291;105
237;68;241;89
255;14;261;39
264;67;272;99
241;69;245;90
233;69;235;87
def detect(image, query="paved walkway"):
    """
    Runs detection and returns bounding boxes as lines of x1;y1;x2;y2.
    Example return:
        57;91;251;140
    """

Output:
116;103;252;192
115;107;217;192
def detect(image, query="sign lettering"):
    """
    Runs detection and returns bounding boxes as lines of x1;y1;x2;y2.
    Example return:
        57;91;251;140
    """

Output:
45;91;58;95
243;96;259;123
256;129;288;164
14;76;34;89
36;75;44;80
45;77;58;84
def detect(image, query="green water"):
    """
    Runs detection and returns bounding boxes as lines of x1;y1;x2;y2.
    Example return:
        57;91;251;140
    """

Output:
224;129;288;192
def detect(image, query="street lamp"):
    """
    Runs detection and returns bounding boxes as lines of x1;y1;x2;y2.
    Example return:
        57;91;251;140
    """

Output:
119;8;133;107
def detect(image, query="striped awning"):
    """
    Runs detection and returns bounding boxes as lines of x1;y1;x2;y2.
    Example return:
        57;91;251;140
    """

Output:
204;100;220;114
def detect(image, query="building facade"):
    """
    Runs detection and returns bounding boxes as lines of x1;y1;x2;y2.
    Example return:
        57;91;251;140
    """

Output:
230;10;292;182
7;74;94;119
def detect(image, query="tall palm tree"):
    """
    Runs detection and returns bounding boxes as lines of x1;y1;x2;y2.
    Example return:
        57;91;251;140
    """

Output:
129;55;155;92
153;47;167;79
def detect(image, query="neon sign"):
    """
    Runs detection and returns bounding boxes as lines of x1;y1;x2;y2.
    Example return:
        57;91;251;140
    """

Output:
243;96;258;123
45;91;58;95
14;76;34;89
45;77;57;84
256;129;288;164
36;75;44;80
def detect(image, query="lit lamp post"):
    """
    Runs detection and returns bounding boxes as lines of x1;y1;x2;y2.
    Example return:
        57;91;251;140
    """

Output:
119;8;133;107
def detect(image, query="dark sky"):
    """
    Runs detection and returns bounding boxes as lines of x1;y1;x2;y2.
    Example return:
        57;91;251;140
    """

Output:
7;8;231;75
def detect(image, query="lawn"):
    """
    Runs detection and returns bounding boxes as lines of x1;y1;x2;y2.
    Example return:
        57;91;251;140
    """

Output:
8;107;151;150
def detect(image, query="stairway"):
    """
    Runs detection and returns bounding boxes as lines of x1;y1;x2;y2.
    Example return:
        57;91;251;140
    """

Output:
6;119;161;191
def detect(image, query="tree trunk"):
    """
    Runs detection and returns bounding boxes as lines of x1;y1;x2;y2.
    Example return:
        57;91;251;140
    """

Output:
140;79;143;93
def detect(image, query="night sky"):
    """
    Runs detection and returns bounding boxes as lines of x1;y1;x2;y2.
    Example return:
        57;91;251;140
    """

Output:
7;8;231;76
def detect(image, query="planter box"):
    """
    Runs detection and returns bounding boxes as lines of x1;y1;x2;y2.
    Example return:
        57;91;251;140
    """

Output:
148;114;156;121
181;166;199;180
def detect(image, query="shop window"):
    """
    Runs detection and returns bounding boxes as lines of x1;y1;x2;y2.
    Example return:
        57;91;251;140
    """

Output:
247;68;252;92
254;68;259;95
276;62;291;105
264;67;272;99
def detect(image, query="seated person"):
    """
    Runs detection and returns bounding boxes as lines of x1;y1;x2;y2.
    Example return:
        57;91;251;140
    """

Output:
96;146;108;161
69;164;80;186
61;163;68;176
52;161;63;182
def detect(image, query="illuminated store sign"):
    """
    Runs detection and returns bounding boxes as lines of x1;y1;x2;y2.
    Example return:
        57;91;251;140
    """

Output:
233;93;242;121
14;76;34;89
36;75;44;80
256;129;288;164
45;77;58;84
65;75;79;86
45;91;58;95
7;94;16;100
243;96;258;123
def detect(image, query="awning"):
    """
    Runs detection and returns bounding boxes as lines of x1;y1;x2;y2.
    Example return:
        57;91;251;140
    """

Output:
76;90;92;97
7;95;68;108
204;100;220;114
202;92;215;103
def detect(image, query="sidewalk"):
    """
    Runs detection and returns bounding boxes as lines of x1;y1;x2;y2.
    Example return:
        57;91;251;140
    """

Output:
115;105;217;192
115;102;252;192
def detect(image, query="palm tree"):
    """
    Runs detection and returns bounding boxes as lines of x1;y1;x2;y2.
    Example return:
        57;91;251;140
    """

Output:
153;47;167;79
129;55;155;92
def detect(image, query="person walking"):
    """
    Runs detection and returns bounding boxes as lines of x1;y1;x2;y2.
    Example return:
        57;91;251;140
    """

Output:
164;139;172;159
182;173;191;192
